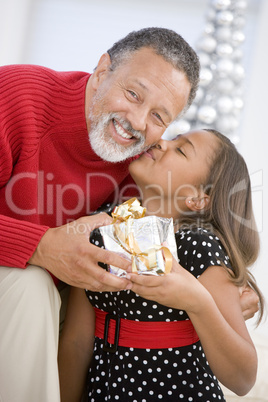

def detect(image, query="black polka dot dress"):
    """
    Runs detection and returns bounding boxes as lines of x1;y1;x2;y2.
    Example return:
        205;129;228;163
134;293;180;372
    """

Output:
85;223;232;401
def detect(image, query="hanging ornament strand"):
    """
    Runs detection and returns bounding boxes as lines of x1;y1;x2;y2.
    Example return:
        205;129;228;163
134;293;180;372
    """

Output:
165;0;248;144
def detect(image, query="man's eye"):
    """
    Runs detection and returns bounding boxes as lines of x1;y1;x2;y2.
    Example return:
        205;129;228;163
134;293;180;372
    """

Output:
153;112;164;123
128;90;138;99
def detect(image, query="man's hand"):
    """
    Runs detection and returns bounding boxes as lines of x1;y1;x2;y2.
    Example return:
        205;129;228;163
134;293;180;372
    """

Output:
239;284;260;321
29;213;132;292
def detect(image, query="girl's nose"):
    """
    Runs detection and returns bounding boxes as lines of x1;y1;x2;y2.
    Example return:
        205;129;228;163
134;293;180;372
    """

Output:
156;138;168;151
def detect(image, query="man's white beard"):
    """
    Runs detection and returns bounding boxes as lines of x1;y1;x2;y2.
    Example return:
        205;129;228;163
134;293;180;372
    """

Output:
89;112;148;163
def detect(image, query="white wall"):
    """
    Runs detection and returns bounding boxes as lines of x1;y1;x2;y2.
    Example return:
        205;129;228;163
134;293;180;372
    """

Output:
0;0;267;337
239;0;268;338
0;0;34;64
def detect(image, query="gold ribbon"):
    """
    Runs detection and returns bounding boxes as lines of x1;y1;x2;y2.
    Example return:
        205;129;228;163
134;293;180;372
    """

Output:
112;198;172;274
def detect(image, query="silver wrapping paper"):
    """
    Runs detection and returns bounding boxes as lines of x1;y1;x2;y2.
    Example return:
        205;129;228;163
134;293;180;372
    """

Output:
99;216;178;276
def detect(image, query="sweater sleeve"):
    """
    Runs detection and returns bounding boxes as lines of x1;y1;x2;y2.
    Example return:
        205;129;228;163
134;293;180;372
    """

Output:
0;215;49;268
0;65;50;268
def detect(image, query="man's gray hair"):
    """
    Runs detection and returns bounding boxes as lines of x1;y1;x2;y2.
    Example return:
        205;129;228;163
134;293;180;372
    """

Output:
107;27;200;114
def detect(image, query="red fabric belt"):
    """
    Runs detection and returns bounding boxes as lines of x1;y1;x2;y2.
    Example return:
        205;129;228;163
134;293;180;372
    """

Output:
94;307;199;352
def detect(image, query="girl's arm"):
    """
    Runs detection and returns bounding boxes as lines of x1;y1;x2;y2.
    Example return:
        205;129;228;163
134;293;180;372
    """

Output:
128;260;257;396
58;286;95;402
192;265;257;395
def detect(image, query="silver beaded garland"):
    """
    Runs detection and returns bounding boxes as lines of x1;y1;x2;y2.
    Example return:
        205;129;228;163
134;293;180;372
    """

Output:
165;0;248;141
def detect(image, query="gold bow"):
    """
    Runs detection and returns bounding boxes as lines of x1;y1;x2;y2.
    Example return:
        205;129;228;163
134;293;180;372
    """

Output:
112;198;172;274
112;197;146;223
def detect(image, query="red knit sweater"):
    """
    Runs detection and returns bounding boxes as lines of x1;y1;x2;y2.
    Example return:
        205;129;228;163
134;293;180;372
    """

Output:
0;64;136;272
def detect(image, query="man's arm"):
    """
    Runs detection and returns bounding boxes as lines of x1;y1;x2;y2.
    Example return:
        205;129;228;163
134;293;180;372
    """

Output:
239;284;260;321
0;214;49;268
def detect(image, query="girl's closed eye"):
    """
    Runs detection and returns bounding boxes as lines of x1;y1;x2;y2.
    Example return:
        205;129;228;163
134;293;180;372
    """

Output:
177;147;187;157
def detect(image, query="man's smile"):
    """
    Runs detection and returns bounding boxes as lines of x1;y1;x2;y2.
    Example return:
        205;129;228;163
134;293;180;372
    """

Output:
112;118;141;144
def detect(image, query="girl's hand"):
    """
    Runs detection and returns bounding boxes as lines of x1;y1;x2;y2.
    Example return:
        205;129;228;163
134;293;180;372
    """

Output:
127;257;209;313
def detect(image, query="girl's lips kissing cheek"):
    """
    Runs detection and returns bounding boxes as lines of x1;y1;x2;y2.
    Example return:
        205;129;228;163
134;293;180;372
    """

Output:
144;149;155;160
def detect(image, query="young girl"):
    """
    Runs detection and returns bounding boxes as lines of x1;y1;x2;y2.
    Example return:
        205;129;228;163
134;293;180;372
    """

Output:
59;129;264;402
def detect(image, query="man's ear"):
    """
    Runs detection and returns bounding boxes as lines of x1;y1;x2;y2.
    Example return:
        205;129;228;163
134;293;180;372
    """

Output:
185;194;210;211
91;53;112;90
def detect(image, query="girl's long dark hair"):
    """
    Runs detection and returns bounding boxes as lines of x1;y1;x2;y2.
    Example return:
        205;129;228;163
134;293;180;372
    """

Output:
179;129;264;324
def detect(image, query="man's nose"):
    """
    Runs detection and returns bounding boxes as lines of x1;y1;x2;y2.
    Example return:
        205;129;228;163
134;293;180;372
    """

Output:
126;106;147;133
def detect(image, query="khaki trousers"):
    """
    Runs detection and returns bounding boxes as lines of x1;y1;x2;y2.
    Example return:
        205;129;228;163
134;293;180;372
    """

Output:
0;265;61;402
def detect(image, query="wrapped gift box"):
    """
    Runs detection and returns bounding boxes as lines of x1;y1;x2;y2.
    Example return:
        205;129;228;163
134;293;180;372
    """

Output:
99;214;178;277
